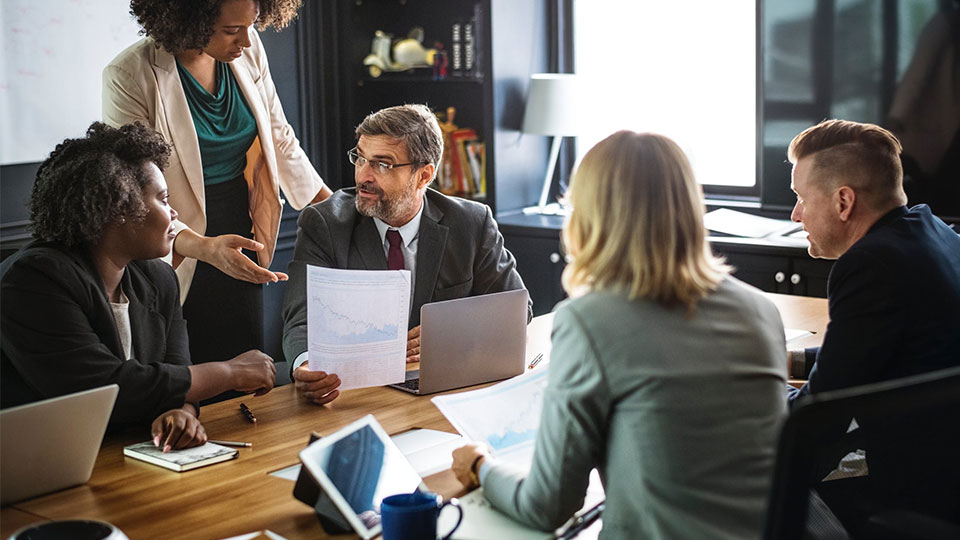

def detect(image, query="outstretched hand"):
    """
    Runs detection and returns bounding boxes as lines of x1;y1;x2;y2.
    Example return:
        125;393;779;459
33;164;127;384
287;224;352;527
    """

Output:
204;234;288;284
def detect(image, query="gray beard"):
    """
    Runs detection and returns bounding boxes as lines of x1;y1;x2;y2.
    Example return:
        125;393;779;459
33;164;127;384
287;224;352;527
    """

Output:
355;190;420;225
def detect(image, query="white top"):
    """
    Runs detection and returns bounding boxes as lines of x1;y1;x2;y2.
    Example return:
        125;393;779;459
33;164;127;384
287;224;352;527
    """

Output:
109;287;132;361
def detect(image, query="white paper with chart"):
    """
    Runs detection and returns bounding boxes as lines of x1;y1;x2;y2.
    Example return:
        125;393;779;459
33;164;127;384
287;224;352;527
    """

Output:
431;369;549;470
307;266;410;390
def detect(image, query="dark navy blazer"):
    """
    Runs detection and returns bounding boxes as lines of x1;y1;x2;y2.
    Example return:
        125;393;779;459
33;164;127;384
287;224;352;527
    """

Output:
791;205;960;521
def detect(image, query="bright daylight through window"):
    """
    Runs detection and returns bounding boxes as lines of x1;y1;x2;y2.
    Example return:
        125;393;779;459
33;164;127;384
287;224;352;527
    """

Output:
574;1;757;188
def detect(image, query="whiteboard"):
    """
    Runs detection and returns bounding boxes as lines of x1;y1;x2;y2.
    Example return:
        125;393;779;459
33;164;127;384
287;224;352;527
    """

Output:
0;0;141;165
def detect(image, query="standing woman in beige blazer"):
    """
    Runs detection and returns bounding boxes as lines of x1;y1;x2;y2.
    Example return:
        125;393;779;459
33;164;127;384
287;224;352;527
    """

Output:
103;0;331;372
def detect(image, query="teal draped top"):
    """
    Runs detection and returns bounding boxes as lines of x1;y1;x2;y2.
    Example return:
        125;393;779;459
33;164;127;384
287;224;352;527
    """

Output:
176;60;258;186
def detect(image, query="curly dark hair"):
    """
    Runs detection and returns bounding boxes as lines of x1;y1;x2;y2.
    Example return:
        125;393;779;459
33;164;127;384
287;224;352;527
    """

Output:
130;0;304;54
30;122;171;248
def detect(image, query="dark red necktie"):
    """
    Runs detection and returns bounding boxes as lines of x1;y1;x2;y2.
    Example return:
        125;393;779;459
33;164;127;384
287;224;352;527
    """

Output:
386;229;405;270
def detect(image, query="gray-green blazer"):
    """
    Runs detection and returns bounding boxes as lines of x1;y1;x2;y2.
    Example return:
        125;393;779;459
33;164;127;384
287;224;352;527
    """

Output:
483;276;788;539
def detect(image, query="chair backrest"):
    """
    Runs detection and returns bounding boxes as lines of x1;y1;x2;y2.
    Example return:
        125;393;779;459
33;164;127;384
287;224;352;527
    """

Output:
762;366;960;540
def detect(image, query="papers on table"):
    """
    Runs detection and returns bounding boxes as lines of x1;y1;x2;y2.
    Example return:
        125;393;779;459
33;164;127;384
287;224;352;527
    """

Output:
704;208;803;239
437;471;606;540
218;530;287;540
439;489;552;540
431;369;550;470
269;428;465;480
306;266;410;391
390;428;466;477
785;327;813;343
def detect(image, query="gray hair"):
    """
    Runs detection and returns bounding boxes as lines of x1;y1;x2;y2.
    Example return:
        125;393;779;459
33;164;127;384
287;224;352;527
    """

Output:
356;104;444;178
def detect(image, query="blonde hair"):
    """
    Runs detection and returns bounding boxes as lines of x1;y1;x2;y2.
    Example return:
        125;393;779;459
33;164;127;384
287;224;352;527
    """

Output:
788;119;906;210
561;131;729;309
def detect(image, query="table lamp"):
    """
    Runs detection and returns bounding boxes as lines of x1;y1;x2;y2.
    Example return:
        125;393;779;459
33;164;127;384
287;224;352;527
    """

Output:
522;73;579;215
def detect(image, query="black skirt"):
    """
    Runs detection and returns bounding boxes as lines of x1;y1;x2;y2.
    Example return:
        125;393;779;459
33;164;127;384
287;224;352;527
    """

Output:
181;175;264;367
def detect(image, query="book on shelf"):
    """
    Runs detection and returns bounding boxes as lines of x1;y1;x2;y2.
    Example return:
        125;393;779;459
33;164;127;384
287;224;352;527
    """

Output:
450;22;463;77
463;20;475;75
465;141;486;198
448;128;478;194
452;17;480;79
123;441;238;472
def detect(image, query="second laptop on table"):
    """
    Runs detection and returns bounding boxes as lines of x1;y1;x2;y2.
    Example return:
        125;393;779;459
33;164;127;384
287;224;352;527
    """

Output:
391;289;528;395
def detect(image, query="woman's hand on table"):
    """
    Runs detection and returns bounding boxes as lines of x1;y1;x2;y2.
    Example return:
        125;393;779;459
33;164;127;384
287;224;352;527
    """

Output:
151;406;207;453
451;443;490;489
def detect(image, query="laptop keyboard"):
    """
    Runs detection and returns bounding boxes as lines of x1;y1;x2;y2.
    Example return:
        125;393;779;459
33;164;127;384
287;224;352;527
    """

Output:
396;378;420;392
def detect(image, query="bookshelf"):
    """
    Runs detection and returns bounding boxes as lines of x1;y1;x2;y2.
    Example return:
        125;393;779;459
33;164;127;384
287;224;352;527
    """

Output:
304;0;551;214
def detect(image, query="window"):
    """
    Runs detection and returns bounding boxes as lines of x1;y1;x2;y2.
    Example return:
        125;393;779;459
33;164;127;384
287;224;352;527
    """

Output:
573;1;757;191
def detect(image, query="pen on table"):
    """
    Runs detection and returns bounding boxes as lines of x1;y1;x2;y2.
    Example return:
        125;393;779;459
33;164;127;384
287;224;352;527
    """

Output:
556;501;605;540
528;352;544;370
239;402;257;423
209;440;253;448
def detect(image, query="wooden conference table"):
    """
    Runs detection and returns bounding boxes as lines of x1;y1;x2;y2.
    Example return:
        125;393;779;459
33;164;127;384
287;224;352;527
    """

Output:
1;294;827;540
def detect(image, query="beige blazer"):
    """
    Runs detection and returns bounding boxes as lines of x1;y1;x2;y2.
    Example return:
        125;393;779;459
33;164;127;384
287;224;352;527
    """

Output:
102;30;324;303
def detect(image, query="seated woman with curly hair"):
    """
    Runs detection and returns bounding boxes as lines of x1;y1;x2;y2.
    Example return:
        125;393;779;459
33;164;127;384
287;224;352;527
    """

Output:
103;0;331;374
1;122;276;451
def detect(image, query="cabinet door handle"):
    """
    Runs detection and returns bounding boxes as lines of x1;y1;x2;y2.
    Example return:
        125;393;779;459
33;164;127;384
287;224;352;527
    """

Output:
775;271;786;283
790;273;801;285
549;252;562;264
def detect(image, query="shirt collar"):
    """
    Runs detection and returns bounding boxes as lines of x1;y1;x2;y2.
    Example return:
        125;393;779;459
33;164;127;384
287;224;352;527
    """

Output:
373;200;424;247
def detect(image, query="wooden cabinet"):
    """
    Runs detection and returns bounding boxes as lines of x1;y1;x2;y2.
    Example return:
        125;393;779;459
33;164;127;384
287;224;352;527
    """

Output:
709;237;834;298
499;213;566;316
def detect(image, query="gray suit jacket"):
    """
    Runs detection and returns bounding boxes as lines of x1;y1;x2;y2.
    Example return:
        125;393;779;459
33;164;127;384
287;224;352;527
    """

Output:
482;277;788;539
282;188;531;364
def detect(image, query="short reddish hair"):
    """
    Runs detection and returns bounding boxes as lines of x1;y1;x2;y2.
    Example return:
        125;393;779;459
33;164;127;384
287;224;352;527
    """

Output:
788;119;905;210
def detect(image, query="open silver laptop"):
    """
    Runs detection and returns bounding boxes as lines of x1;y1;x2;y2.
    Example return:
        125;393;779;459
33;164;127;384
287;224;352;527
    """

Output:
390;289;527;395
1;384;118;505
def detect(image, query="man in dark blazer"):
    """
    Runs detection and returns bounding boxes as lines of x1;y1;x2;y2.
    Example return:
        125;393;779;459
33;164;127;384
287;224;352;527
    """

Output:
785;119;960;531
282;104;530;406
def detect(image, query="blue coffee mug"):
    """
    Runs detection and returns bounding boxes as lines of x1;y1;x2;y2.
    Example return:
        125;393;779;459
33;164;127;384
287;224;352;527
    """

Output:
381;491;463;540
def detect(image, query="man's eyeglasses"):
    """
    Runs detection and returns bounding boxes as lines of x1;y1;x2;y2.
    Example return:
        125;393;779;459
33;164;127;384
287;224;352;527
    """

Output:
347;148;420;175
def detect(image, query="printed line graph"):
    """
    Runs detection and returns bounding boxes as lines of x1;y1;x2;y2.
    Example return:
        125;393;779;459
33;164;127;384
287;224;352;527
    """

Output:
310;287;404;346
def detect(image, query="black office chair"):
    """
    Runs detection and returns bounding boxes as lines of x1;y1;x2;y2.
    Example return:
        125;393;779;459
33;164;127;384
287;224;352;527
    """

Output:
762;366;960;540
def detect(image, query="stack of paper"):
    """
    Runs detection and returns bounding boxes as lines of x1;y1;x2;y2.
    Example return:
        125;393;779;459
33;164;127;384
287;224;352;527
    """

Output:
703;208;803;239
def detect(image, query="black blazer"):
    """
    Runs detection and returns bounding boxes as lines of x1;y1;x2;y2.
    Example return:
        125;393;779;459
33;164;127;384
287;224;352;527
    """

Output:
793;205;960;399
791;205;960;520
282;188;532;364
1;241;192;426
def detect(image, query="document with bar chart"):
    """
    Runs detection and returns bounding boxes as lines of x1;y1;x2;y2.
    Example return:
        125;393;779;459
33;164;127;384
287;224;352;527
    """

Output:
307;266;410;390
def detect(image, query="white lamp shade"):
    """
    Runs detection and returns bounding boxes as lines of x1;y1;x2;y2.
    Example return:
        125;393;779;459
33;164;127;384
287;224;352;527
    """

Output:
522;73;580;136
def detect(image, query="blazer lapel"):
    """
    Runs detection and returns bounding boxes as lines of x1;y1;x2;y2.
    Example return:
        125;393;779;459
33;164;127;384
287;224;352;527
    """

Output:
354;218;388;270
229;40;273;166
152;45;205;210
124;265;162;364
76;252;126;360
412;197;447;325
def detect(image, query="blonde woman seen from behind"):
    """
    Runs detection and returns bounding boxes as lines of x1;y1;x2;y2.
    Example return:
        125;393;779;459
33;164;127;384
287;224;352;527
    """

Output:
452;131;788;539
